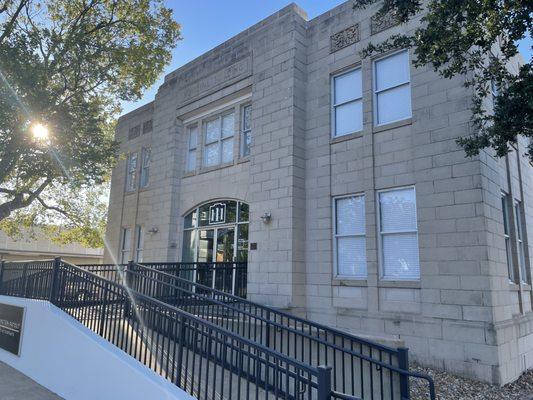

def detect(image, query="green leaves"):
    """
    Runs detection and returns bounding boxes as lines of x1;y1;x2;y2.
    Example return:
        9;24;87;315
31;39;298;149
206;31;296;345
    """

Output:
0;0;181;245
353;0;532;161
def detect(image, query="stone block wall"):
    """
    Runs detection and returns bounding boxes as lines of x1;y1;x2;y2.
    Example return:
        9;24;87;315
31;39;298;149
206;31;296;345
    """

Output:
105;0;533;385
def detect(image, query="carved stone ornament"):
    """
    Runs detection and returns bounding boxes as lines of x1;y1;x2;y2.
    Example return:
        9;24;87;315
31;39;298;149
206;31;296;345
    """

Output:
371;11;400;35
330;24;360;53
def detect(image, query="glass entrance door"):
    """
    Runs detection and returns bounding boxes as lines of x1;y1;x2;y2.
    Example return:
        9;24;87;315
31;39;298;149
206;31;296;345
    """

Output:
215;227;235;292
182;200;249;296
195;226;236;291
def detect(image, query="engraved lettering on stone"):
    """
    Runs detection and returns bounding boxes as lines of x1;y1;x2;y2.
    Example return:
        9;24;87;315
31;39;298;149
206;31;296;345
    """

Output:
177;56;252;105
371;11;400;34
330;24;360;53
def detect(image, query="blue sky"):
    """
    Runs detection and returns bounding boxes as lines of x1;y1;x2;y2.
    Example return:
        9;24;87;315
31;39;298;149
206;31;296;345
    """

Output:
121;0;532;114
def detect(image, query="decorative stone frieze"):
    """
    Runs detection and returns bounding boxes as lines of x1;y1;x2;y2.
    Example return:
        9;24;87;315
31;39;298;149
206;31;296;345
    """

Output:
330;24;360;53
371;11;399;34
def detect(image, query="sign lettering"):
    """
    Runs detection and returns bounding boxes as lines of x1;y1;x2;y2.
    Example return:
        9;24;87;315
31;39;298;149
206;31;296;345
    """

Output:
209;203;226;224
0;303;25;356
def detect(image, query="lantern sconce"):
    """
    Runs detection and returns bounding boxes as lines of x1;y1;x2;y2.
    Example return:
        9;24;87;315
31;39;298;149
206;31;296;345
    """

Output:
260;212;272;224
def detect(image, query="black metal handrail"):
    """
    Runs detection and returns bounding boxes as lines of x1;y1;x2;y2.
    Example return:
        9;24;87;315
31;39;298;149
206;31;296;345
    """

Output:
80;262;248;298
0;259;335;400
76;261;436;399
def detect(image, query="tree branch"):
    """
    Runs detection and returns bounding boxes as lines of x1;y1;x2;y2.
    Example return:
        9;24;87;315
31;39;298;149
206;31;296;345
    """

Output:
0;178;51;221
0;0;28;45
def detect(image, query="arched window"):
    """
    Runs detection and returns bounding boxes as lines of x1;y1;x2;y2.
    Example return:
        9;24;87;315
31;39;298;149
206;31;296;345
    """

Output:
182;200;249;263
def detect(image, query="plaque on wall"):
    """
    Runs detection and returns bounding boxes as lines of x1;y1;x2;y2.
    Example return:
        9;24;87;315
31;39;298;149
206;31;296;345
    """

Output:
330;24;360;53
0;303;25;356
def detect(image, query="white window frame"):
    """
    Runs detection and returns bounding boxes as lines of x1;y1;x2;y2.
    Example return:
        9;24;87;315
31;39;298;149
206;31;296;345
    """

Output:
120;227;131;264
125;152;138;192
240;104;252;157
331;67;363;138
186;125;198;172
501;192;515;282
514;200;528;283
373;49;412;126
139;148;150;188
203;112;235;167
135;225;144;263
377;186;420;281
332;193;367;279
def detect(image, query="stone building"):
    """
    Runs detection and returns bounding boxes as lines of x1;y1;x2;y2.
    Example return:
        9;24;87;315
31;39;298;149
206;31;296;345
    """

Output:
104;1;532;385
0;228;103;264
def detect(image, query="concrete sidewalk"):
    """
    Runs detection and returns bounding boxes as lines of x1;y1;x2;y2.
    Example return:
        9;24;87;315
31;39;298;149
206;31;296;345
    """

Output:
0;361;63;400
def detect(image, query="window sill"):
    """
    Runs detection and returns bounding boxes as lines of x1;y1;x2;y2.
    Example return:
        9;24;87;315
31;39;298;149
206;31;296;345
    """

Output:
238;156;251;164
124;190;136;196
509;282;520;291
330;131;363;144
332;279;367;287
182;171;196;178
198;161;235;175
373;118;412;134
522;283;532;291
378;280;420;289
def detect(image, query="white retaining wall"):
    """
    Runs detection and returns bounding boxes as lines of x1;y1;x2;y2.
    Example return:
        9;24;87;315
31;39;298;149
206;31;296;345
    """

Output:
0;295;194;400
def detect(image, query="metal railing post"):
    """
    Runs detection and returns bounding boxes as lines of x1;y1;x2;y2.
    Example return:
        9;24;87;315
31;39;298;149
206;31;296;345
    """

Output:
49;257;61;305
99;283;109;337
122;261;133;319
175;314;186;387
317;365;332;400
126;260;134;288
398;347;410;399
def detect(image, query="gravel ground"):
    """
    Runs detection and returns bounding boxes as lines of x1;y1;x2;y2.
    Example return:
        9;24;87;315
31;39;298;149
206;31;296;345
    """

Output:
410;364;533;400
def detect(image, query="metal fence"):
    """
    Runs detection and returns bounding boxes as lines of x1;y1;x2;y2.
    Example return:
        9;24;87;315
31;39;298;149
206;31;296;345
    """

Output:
79;261;436;400
0;259;332;399
80;262;247;298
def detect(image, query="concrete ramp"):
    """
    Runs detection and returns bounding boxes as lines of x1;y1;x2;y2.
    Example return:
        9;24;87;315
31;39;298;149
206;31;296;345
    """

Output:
0;295;194;400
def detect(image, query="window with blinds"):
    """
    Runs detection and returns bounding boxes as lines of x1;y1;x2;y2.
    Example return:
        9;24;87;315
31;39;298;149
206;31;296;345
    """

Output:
333;195;366;279
332;68;362;137
514;201;528;283
374;50;412;125
139;148;150;188
120;227;132;264
135;225;144;263
125;152;137;192
241;105;252;157
378;187;420;280
501;193;514;282
186;125;198;172
204;112;235;167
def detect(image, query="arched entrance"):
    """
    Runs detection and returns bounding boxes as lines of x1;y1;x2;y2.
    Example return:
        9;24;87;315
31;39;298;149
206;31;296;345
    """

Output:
182;200;248;296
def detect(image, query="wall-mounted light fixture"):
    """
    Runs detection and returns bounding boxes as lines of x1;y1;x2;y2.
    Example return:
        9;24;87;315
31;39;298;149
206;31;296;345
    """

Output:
260;212;272;224
147;227;159;234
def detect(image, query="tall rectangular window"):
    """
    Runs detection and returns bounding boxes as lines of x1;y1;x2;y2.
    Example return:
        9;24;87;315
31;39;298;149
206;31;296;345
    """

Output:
204;112;235;167
135;225;144;263
125;152;138;192
241;105;252;157
501;193;514;281
374;50;412;125
379;187;420;280
186;125;198;172
515;201;527;283
139;148;150;188
333;195;366;278
120;228;132;264
332;68;362;137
